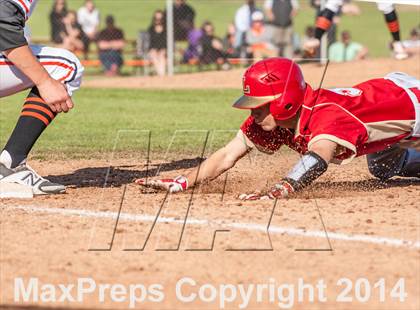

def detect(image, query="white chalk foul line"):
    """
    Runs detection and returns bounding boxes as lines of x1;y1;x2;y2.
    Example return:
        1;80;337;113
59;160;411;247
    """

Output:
2;204;420;250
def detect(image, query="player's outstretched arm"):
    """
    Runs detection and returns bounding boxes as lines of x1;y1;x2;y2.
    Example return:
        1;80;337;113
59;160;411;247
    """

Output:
135;135;250;193
240;139;336;200
3;45;73;113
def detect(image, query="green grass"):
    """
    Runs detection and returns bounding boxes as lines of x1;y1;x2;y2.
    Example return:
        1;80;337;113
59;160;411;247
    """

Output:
28;1;420;58
0;89;248;159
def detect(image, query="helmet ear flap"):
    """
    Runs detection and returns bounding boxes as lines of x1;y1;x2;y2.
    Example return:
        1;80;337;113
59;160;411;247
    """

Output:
270;87;303;120
270;97;295;119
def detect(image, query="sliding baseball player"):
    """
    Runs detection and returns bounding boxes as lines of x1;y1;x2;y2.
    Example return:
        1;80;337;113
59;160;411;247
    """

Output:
137;58;419;199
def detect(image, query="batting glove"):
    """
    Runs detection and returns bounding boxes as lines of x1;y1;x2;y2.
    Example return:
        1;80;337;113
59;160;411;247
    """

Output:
135;176;188;193
268;180;295;199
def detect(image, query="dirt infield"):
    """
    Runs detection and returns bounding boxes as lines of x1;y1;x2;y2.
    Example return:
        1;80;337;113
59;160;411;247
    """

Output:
1;153;419;309
83;56;420;90
1;57;420;309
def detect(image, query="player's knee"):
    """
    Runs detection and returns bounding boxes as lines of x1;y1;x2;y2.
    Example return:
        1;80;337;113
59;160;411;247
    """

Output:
368;162;393;180
56;48;85;94
62;49;84;78
377;2;394;15
367;146;409;180
399;149;420;178
325;0;342;14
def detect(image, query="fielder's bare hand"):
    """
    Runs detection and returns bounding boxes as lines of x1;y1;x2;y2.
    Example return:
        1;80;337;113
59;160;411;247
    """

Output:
37;77;74;113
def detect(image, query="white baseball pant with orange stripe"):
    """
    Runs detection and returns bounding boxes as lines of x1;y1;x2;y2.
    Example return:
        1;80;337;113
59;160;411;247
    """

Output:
0;45;84;98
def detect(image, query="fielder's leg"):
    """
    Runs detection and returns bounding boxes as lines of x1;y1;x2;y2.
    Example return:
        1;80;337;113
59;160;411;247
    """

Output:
367;146;420;180
0;45;84;195
1;87;56;169
377;2;408;60
314;0;342;40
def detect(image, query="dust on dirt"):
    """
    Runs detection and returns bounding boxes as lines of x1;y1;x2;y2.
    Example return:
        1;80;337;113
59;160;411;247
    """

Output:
1;154;419;309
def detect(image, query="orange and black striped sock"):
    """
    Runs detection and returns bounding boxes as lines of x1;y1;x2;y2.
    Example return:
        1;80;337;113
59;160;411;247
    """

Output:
315;8;335;40
384;10;400;42
3;87;56;168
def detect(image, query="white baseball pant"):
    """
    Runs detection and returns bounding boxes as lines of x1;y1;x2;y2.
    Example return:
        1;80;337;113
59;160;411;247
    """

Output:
325;0;394;14
0;45;84;98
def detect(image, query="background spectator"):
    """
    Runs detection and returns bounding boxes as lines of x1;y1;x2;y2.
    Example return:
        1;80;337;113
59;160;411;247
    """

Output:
264;0;299;58
173;0;195;41
234;0;259;51
77;0;100;58
182;23;203;63
223;23;239;59
246;11;277;61
402;26;420;56
97;15;126;76
148;10;167;76
50;0;68;44
301;25;319;59
199;21;227;68
60;11;85;53
329;30;368;62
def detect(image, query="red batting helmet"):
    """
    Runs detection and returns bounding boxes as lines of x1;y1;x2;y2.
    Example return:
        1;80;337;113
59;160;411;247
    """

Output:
232;58;306;120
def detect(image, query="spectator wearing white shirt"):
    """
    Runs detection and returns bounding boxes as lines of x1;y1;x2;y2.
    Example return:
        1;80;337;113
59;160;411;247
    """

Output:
246;11;278;61
77;0;100;58
264;0;299;58
234;0;259;50
402;26;420;56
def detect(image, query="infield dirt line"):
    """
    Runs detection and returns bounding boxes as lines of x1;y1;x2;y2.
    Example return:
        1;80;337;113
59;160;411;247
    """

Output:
2;204;419;250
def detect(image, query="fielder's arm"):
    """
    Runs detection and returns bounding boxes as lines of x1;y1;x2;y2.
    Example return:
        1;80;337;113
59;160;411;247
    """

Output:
3;45;73;113
136;135;251;192
0;1;72;114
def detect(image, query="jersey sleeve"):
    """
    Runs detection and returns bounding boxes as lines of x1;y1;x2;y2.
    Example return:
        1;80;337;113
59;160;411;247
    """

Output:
308;105;368;162
0;1;27;52
240;116;298;154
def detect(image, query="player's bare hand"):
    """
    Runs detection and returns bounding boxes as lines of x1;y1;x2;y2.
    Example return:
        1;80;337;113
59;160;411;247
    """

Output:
37;78;73;113
135;176;188;193
238;191;272;201
239;181;295;201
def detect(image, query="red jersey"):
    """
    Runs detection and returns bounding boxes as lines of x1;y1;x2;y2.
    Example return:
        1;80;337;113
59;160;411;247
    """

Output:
240;72;420;163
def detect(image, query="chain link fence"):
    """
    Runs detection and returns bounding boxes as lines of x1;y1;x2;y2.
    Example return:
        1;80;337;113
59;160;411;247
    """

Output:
31;0;416;76
33;0;322;75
